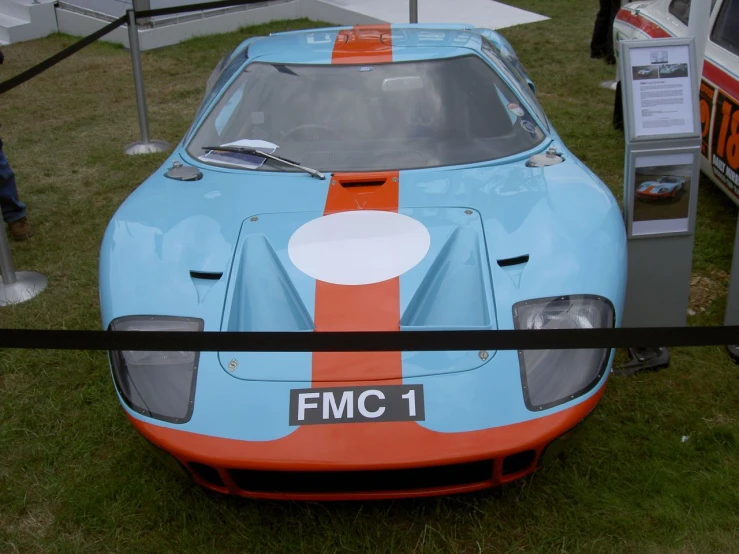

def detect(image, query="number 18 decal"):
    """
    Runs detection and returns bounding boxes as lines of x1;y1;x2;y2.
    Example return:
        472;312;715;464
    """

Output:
711;91;739;196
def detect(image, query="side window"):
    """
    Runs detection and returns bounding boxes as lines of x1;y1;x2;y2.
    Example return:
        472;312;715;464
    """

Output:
711;0;739;57
669;0;691;25
480;38;549;130
669;0;719;24
186;47;250;141
201;52;248;113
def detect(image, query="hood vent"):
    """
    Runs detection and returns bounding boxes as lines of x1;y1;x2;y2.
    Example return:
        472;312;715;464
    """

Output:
401;226;492;329
340;180;386;188
497;254;529;289
190;270;223;303
225;234;313;332
497;254;529;267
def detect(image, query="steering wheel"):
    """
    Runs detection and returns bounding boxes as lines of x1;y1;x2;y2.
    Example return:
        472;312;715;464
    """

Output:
281;124;344;141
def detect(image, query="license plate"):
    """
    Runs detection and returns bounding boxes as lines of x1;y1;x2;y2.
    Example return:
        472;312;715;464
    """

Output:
289;385;425;426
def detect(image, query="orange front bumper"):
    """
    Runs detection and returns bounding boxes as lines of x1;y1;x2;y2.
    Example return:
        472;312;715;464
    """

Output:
130;386;604;500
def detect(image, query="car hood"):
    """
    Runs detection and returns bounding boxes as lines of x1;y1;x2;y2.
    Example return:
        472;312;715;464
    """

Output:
99;144;627;382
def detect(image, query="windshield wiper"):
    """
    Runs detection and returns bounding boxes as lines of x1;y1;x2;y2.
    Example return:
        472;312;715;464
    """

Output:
201;145;325;180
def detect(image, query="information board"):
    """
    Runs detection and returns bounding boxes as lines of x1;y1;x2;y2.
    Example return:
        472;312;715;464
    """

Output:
619;36;701;333
620;38;700;142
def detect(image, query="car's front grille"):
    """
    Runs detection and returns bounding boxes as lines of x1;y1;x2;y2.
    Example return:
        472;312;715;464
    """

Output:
227;459;495;494
501;450;536;475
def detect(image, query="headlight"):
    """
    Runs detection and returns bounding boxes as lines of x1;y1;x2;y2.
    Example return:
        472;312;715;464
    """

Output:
513;295;614;411
108;316;203;423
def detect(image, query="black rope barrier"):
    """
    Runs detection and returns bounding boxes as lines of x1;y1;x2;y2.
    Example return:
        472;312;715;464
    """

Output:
136;0;282;20
0;14;128;95
1;325;738;352
0;0;275;96
1;2;737;357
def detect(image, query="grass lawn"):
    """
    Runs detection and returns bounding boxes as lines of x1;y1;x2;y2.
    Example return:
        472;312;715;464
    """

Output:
2;1;739;552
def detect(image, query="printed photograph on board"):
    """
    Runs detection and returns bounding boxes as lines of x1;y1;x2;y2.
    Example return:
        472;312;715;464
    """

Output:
658;63;688;78
631;152;695;236
650;50;668;64
632;65;659;80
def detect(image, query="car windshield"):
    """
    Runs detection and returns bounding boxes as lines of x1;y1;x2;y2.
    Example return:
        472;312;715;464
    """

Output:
660;176;677;183
186;55;547;172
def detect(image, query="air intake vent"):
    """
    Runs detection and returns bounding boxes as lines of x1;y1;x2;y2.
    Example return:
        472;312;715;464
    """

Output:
190;271;223;280
502;450;536;475
229;460;494;493
496;254;529;289
497;254;529;268
341;180;385;188
189;462;224;487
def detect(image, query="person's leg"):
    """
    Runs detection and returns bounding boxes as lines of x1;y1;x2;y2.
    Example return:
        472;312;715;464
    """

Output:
0;145;32;240
604;0;622;64
590;0;612;58
0;148;26;222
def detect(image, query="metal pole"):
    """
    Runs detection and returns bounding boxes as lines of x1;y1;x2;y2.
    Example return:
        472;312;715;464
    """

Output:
0;227;17;286
123;8;170;155
409;0;418;23
0;226;47;306
129;9;149;144
687;0;710;92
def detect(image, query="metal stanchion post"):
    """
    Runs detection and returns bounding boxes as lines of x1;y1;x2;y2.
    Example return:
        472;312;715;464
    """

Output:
725;216;739;362
409;0;418;23
123;8;170;155
0;226;47;306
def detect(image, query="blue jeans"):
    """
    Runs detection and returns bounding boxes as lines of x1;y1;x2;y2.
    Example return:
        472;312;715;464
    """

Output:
0;147;26;223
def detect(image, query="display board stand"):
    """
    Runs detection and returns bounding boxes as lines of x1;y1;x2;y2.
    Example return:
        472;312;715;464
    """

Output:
617;37;702;375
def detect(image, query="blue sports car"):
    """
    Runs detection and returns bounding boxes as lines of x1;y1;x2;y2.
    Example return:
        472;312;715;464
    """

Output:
99;24;627;500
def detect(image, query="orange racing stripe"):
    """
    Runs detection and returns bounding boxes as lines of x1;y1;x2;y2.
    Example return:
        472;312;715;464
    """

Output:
313;172;401;383
332;25;393;65
312;28;399;384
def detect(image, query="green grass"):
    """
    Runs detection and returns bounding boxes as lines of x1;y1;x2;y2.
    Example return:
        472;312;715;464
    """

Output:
2;3;739;552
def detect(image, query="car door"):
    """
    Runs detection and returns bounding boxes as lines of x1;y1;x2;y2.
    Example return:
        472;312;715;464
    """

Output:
701;0;739;203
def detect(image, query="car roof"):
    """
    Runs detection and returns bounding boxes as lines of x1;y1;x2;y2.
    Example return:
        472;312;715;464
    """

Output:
243;24;488;64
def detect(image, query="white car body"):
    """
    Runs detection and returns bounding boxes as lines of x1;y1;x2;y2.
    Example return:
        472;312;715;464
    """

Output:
613;0;739;205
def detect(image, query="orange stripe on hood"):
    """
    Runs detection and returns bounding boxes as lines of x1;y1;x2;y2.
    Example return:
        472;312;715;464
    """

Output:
332;25;393;65
313;172;401;383
314;28;397;383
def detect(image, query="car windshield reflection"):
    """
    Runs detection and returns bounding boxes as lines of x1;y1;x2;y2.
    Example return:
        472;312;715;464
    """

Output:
186;56;548;172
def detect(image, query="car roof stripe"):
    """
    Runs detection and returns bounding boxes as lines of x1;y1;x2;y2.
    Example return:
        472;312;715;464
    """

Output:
331;25;394;64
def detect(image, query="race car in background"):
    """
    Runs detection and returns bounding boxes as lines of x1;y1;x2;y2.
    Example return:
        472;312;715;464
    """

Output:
636;175;687;200
612;0;739;204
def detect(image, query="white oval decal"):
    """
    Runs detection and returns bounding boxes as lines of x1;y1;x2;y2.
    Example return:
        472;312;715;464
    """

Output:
288;210;430;285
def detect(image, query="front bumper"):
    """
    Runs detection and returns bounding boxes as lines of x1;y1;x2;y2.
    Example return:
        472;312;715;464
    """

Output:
129;385;604;500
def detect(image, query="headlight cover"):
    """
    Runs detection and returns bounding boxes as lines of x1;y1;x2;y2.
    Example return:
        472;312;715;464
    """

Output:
108;316;203;424
513;295;615;411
